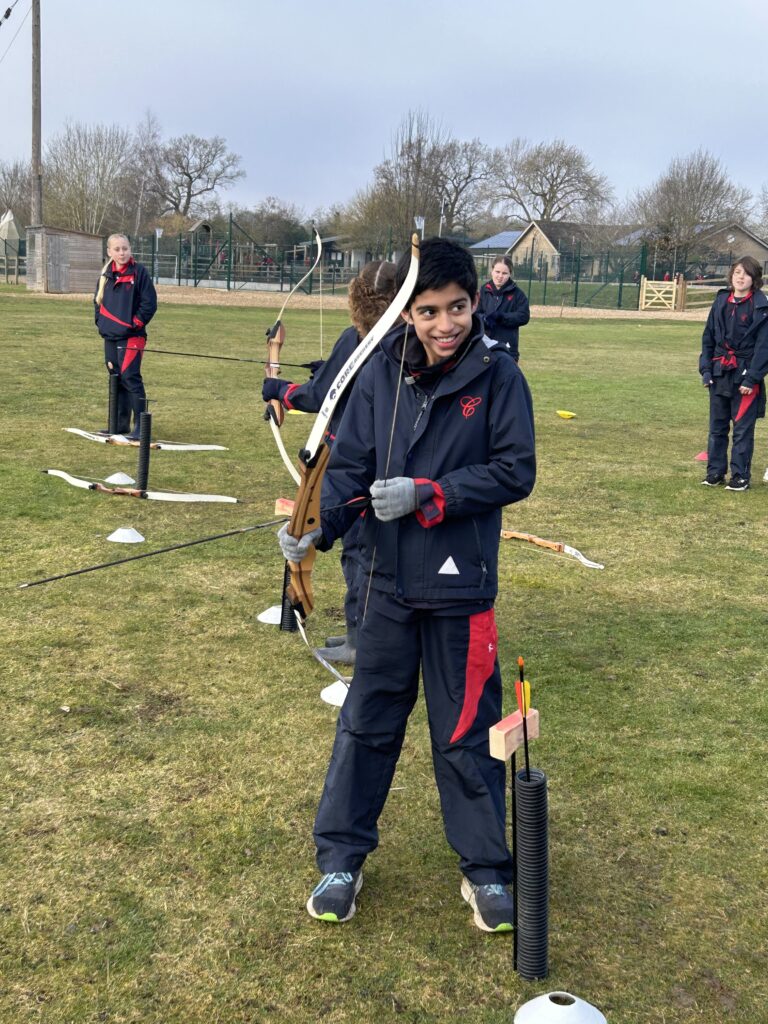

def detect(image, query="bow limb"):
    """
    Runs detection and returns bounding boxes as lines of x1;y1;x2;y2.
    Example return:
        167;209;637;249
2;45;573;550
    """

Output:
299;234;420;467
282;234;421;625
264;227;323;486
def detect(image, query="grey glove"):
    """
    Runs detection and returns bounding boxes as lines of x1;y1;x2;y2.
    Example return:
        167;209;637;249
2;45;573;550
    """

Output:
370;477;417;522
278;523;322;562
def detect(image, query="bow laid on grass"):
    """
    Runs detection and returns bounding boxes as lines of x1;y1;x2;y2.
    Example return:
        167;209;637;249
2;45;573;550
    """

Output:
65;428;228;452
500;529;604;570
43;469;238;504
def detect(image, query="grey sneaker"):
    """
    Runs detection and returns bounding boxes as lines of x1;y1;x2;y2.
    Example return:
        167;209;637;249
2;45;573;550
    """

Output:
701;474;725;486
461;877;514;933
307;871;363;922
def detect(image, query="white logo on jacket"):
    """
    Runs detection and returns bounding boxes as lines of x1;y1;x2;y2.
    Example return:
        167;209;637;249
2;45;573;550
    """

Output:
438;556;460;575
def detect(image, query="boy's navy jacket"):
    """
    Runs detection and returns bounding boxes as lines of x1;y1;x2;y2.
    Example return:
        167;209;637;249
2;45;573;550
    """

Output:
94;259;157;340
281;325;360;439
477;278;530;359
319;316;536;604
699;288;768;394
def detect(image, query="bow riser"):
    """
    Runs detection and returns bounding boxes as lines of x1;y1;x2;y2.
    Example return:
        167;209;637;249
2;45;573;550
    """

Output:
286;443;330;620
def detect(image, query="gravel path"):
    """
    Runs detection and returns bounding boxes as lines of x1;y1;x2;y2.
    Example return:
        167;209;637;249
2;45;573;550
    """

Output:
8;285;710;321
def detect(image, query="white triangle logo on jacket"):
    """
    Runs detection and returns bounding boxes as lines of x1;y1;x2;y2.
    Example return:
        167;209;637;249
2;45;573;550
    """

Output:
438;556;460;575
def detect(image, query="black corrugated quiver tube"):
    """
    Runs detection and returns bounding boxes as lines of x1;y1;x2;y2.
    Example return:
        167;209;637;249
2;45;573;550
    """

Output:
280;562;298;632
136;410;152;491
515;766;549;980
108;372;119;435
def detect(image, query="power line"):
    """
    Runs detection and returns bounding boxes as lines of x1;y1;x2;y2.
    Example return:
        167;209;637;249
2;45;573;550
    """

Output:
0;1;29;67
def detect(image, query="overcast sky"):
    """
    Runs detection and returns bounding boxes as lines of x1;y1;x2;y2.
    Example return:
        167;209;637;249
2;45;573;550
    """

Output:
3;0;767;220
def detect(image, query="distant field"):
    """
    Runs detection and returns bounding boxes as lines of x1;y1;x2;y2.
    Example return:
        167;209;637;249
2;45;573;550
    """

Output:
2;292;767;1024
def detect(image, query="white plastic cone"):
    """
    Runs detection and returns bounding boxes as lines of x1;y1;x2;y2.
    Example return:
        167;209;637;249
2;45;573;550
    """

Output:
320;680;349;707
257;605;283;625
107;527;145;544
104;472;136;485
515;992;607;1024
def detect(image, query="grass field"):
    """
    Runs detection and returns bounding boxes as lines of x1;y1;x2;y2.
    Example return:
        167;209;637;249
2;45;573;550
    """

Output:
2;288;767;1024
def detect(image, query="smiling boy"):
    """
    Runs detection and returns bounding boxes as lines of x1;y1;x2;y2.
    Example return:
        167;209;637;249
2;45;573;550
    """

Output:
278;237;536;931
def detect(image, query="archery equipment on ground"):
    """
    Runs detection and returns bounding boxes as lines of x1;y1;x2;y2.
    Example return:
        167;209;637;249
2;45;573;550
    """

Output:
136;408;152;491
65;428;228;451
108;371;119;435
514;992;607;1024
489;674;548;981
107;528;144;544
500;530;604;570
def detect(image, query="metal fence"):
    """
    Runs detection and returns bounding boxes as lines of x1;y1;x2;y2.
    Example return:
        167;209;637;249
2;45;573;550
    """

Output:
473;244;648;310
1;238;25;284
129;220;359;295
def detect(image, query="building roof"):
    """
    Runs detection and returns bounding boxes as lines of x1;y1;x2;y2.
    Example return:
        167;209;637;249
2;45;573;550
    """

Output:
469;230;523;252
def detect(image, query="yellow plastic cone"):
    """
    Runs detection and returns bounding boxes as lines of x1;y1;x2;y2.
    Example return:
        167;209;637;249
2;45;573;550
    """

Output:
556;410;576;419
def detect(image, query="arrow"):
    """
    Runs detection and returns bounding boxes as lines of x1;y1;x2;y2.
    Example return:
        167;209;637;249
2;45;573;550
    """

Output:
19;518;287;589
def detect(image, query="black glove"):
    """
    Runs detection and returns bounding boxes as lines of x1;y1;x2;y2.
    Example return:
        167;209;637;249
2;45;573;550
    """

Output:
701;371;713;387
262;378;291;403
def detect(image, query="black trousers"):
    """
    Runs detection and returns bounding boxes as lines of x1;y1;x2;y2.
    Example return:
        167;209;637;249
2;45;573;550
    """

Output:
104;337;146;433
313;589;513;885
707;384;761;481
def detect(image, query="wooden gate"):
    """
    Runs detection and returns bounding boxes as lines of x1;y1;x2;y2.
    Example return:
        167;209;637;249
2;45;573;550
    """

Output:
639;274;687;311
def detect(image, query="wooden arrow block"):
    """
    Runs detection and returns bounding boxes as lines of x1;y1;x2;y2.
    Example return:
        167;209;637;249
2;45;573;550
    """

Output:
489;708;539;762
274;497;295;516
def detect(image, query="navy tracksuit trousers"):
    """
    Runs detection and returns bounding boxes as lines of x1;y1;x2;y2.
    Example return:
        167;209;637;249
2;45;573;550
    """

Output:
104;337;147;434
313;588;513;885
707;384;761;481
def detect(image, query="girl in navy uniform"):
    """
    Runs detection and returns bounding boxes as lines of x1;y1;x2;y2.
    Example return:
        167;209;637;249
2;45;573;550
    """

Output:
262;260;398;665
477;255;530;362
94;233;157;438
699;256;768;491
279;238;536;931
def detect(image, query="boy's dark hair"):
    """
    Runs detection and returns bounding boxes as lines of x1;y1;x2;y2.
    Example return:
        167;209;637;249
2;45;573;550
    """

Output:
395;237;478;309
728;255;763;291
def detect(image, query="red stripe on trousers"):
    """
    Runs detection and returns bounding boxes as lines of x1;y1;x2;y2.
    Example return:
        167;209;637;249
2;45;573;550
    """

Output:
735;383;759;422
450;608;498;743
120;337;146;373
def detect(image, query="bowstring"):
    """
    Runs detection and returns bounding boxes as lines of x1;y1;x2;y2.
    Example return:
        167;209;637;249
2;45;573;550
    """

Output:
361;320;411;622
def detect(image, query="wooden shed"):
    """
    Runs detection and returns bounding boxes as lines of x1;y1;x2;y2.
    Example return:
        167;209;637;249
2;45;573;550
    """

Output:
26;225;103;293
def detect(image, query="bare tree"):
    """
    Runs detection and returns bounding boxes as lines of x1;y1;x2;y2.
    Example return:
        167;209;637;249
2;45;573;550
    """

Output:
490;138;613;222
630;149;752;252
225;196;307;249
44;123;133;234
439;138;492;238
126;110;164;235
148;134;244;217
0;159;31;227
369;110;453;247
749;182;768;241
340;184;397;255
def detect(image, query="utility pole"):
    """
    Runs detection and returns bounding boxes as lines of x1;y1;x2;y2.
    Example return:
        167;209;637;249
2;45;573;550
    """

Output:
31;0;43;224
